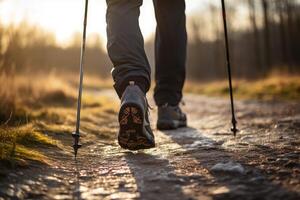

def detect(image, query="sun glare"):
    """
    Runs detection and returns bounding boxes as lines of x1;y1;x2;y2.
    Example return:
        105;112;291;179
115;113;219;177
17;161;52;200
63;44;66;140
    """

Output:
0;0;206;47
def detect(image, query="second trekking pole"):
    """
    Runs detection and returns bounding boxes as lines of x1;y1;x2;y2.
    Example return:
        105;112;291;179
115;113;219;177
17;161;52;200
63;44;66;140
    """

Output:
221;0;238;136
72;0;89;158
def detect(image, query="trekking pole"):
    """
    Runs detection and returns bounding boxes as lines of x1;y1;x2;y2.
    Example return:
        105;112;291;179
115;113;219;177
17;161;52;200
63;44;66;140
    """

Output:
221;0;238;136
72;0;89;158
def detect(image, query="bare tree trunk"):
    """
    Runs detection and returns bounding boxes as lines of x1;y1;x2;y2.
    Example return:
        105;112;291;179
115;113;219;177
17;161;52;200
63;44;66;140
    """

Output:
248;0;262;75
276;1;289;69
210;4;222;78
285;0;295;71
262;0;271;75
226;3;237;77
0;20;4;72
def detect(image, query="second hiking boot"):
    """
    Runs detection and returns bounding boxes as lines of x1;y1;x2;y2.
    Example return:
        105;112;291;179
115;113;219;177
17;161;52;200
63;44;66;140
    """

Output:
118;81;155;150
157;104;187;130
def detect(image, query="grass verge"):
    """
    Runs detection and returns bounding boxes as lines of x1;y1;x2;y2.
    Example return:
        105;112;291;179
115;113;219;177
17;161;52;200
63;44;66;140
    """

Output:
0;72;118;170
0;125;56;168
185;75;300;101
0;73;74;168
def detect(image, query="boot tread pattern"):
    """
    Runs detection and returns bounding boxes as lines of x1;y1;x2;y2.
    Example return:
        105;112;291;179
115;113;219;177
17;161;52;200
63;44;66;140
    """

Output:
118;105;154;150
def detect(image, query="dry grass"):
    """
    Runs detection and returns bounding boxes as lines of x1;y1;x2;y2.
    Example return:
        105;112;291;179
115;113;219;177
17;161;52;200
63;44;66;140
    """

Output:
0;125;56;167
0;73;75;167
185;74;300;101
68;74;113;91
0;72;77;124
0;72;117;168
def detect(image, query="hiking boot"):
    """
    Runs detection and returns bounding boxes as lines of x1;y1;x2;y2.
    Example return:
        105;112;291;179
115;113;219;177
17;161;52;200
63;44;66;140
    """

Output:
118;81;155;150
157;103;187;130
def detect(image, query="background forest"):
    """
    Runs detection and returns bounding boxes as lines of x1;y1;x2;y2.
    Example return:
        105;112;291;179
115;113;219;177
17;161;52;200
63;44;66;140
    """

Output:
0;0;299;80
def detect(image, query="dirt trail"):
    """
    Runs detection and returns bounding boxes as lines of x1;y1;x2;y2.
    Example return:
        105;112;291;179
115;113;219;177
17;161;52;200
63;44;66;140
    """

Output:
0;90;299;200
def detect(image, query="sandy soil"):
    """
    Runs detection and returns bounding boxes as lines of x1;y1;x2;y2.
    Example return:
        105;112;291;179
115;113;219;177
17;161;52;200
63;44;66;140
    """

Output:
0;90;299;200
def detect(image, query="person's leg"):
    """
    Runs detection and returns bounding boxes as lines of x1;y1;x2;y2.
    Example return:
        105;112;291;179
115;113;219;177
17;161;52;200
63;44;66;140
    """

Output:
106;0;155;150
153;0;187;106
106;0;150;98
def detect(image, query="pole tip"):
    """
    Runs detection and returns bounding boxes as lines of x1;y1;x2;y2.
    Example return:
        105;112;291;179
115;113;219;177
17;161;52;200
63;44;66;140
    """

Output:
231;127;238;137
74;149;78;160
72;131;82;159
73;143;82;157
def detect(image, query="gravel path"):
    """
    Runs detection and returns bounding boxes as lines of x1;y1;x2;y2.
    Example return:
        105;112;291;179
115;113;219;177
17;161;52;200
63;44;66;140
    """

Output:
0;90;299;200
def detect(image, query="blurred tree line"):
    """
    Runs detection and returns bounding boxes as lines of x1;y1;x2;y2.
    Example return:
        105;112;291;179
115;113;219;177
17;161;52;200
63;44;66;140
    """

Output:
0;0;299;81
0;22;111;77
181;0;300;80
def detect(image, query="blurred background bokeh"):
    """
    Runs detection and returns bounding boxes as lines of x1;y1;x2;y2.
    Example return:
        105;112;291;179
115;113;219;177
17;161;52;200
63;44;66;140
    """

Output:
1;0;299;79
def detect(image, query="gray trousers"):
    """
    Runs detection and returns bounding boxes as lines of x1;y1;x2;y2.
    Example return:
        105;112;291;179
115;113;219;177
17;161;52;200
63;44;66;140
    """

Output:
106;0;187;106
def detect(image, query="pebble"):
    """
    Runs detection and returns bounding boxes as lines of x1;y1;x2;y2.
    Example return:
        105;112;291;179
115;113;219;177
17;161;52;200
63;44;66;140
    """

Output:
249;176;265;182
53;194;72;200
285;153;299;159
289;179;299;185
98;169;110;176
210;162;245;174
25;180;35;185
284;161;299;168
240;136;255;143
267;157;276;162
8;173;18;178
108;192;139;199
21;185;31;192
212;186;230;194
3;188;14;197
278;170;290;176
275;158;289;164
230;185;248;194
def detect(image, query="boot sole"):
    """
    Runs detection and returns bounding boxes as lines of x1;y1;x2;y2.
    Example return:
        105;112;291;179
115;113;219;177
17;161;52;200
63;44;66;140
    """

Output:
118;103;155;150
157;119;187;130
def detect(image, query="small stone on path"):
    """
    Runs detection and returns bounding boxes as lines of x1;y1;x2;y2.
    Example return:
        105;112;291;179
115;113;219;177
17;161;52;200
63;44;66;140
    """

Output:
210;161;245;174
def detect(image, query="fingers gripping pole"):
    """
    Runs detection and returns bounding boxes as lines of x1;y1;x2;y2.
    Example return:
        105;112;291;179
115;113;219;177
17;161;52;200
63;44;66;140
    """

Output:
73;0;89;158
221;0;238;136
